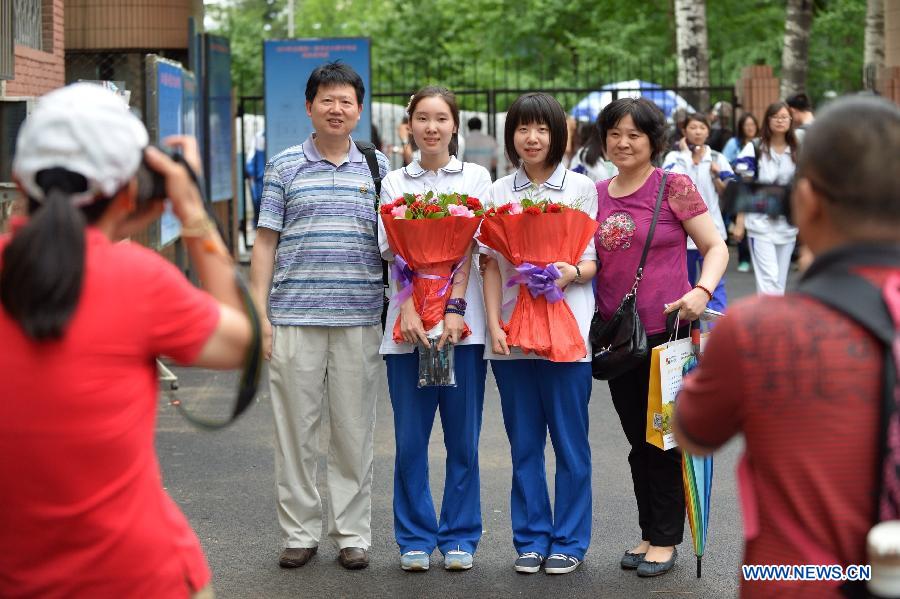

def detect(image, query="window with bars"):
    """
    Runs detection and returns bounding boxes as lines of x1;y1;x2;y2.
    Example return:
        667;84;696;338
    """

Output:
13;0;42;51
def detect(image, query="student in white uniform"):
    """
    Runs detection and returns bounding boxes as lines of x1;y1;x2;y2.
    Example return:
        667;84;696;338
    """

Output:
662;112;733;311
377;86;491;573
481;92;598;576
733;101;799;295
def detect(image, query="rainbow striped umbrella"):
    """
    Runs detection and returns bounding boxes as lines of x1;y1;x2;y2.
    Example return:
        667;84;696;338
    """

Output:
682;324;714;578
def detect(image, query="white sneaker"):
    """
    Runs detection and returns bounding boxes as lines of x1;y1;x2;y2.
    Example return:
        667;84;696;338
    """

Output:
544;553;582;574
400;550;430;571
444;549;473;570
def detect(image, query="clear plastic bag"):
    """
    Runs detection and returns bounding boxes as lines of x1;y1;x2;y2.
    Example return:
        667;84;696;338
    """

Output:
417;337;456;388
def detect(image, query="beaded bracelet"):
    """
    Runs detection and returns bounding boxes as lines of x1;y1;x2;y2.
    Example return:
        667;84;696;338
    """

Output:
693;284;714;301
444;307;466;317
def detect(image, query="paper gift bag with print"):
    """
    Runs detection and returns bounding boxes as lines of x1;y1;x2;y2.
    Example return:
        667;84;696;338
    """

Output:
646;336;694;450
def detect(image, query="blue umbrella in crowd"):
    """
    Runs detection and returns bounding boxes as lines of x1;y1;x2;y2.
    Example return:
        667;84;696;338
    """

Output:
571;80;696;121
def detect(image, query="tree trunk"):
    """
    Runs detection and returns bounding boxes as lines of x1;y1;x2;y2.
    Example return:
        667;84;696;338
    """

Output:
864;0;885;91
674;0;710;112
780;0;814;98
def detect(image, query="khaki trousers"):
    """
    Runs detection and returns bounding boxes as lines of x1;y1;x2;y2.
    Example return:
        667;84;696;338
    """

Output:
269;325;381;549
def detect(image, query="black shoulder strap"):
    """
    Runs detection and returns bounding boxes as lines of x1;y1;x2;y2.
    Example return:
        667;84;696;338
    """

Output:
799;272;892;345
799;271;896;538
355;140;382;199
752;139;761;182
635;171;668;281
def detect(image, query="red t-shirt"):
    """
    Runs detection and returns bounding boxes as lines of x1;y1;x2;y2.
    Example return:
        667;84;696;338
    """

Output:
677;292;885;598
595;169;707;335
0;228;219;598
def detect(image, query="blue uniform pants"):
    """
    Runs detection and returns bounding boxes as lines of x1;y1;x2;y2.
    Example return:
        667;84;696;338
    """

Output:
386;344;487;555
687;249;727;312
491;359;592;560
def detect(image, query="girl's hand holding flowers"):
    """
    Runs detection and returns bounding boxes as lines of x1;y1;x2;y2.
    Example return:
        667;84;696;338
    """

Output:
438;312;465;350
399;297;430;347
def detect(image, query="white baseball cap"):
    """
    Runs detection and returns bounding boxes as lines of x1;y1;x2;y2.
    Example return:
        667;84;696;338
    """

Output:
12;82;149;206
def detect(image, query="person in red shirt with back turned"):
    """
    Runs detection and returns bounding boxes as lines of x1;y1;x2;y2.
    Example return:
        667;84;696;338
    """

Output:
676;94;900;599
0;83;253;598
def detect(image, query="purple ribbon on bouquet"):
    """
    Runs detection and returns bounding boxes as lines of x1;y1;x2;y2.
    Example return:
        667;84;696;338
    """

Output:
506;262;565;304
390;254;468;308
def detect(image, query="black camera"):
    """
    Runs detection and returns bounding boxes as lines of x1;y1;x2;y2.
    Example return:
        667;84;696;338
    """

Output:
135;146;183;206
721;179;793;221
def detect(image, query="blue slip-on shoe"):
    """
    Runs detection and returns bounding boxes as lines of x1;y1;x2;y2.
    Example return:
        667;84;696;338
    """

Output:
620;551;646;570
636;547;677;577
400;550;430;572
514;552;544;574
544;553;582;574
444;549;473;571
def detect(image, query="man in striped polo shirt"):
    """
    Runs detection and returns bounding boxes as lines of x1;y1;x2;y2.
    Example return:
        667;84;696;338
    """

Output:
250;62;389;572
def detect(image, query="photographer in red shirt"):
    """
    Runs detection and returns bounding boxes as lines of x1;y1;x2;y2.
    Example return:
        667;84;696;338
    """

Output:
676;95;900;598
0;84;253;598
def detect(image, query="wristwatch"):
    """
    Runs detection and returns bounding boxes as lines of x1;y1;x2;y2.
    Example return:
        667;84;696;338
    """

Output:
446;298;467;311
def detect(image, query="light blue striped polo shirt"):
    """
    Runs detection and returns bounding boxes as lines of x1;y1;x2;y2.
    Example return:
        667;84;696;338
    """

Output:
258;135;389;327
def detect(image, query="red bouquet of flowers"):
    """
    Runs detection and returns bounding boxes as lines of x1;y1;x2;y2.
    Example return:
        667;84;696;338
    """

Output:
478;198;598;362
380;191;484;344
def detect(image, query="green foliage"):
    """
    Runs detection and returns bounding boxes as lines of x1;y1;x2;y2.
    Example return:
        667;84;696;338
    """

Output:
206;0;866;106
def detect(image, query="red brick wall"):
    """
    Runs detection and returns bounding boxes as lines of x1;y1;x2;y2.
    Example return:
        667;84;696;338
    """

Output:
5;0;65;97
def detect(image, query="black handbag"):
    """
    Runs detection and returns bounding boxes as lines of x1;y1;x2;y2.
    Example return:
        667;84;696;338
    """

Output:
590;172;667;380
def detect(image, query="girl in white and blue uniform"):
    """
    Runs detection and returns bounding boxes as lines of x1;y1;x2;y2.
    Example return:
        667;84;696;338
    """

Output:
377;86;491;573
662;112;733;311
481;93;598;576
733;101;799;295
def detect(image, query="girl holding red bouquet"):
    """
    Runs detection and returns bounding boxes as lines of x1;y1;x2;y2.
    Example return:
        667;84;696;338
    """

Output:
377;86;492;572
481;93;598;575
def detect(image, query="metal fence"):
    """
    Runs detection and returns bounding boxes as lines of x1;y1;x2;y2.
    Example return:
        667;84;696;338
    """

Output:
238;57;738;246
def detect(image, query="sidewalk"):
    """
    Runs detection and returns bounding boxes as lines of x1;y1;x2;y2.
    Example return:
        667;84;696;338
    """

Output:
157;256;760;598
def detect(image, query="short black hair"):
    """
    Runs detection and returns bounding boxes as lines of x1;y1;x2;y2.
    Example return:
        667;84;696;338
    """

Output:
597;98;668;161
683;112;710;130
468;116;482;131
797;95;900;225
785;92;812;112
305;61;365;104
504;93;568;169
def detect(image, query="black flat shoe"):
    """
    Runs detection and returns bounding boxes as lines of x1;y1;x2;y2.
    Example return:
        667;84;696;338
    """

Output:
620;551;646;570
636;547;677;577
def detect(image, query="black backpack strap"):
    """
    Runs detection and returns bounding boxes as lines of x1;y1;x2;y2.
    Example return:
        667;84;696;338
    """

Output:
353;142;390;329
799;272;893;345
355;140;382;200
799;271;896;545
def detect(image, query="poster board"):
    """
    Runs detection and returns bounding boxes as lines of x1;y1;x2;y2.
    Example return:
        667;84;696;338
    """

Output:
144;55;184;248
263;37;371;161
204;35;233;202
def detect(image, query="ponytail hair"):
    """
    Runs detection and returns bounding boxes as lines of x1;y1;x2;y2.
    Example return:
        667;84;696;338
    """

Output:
1;168;98;340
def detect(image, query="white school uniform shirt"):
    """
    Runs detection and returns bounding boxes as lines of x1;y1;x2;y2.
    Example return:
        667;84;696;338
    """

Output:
481;163;598;363
739;141;798;244
377;156;492;355
662;146;731;249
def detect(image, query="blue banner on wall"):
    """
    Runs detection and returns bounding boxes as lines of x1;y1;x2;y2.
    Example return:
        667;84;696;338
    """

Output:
156;60;184;246
205;35;233;202
263;38;371;162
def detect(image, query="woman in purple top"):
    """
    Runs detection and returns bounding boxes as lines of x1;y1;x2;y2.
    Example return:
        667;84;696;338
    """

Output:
593;98;727;577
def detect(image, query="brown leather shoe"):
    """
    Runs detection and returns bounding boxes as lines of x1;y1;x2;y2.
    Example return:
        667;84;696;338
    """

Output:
338;547;369;570
279;546;317;568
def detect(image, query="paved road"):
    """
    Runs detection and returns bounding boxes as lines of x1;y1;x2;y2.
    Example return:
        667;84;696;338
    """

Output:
158;258;762;598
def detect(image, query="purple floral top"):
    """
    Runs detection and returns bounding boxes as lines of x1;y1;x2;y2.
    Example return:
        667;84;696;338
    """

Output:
594;168;707;335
